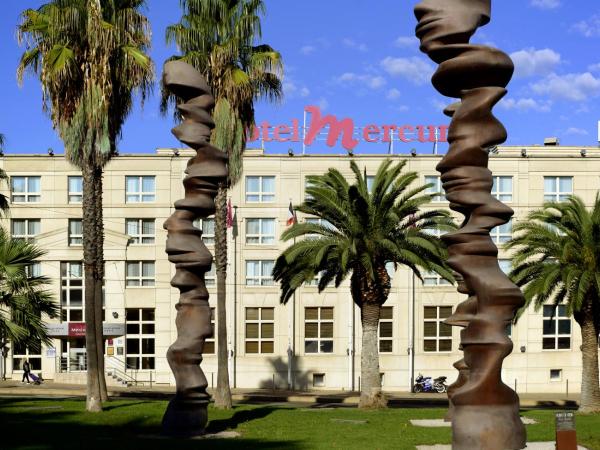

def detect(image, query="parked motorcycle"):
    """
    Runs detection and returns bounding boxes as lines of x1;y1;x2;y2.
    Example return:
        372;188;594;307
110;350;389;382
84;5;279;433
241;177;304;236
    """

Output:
413;374;447;393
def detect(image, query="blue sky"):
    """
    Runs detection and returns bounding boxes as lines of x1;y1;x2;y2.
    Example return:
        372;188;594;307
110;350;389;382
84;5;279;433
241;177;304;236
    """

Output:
2;0;600;156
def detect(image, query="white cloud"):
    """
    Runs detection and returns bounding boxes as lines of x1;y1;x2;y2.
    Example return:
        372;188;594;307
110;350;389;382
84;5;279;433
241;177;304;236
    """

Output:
317;97;329;111
530;0;560;10
498;97;552;112
283;80;310;99
430;98;448;111
588;62;600;72
300;45;315;56
510;48;561;77
565;127;589;136
380;56;434;85
531;72;600;101
342;38;368;52
386;88;402;100
336;72;387;89
395;36;419;49
572;14;600;37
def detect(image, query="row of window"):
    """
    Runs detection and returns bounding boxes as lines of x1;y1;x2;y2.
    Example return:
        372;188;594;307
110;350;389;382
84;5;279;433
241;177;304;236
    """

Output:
11;176;157;204
9;217;274;247
13;302;575;373
8;175;577;205
35;258;518;291
425;175;573;203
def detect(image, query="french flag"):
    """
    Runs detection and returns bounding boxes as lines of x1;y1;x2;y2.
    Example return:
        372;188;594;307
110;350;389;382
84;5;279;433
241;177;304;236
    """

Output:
287;201;297;226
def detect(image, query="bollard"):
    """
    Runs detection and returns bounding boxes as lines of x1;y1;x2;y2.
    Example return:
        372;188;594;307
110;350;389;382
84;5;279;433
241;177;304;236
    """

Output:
555;411;577;450
211;372;214;389
272;373;275;391
514;378;517;393
566;379;569;398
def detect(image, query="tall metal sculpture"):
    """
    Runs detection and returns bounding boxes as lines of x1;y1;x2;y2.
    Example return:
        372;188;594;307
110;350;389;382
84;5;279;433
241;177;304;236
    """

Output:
414;1;527;449
161;60;228;437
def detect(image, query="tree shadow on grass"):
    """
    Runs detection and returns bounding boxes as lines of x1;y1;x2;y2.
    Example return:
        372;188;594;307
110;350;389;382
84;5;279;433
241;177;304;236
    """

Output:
0;399;301;450
206;405;280;433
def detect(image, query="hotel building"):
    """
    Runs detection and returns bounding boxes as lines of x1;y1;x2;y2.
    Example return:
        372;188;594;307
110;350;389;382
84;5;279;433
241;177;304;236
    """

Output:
1;145;597;393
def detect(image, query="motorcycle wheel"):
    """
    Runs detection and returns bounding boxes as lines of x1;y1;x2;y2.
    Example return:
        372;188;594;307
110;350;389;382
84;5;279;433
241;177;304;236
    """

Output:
414;384;423;393
436;384;447;393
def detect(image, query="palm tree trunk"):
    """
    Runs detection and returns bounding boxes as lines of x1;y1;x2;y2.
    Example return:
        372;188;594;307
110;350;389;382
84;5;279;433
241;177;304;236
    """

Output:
213;185;232;409
82;162;102;412
359;301;386;409
93;171;108;402
579;310;600;413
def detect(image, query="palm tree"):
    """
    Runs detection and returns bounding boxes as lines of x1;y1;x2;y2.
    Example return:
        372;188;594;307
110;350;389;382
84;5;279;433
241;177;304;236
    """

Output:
506;195;600;413
17;0;154;411
0;229;57;380
163;0;283;409
273;159;455;408
0;134;5;153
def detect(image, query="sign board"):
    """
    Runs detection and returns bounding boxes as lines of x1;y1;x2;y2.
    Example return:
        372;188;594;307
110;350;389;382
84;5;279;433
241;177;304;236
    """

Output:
555;412;577;450
45;322;125;337
45;347;56;358
249;105;449;152
555;412;575;431
102;323;125;336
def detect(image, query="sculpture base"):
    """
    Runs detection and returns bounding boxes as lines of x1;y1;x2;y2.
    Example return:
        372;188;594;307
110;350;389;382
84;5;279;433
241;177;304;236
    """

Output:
161;395;210;438
452;403;526;450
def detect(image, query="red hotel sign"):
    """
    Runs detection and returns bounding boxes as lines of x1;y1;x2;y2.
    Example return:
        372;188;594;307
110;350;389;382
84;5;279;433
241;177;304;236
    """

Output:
68;323;86;337
248;105;449;151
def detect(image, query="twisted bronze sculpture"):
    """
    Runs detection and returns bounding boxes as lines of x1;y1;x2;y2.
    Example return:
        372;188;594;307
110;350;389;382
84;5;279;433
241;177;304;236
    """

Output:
161;60;228;437
414;1;526;448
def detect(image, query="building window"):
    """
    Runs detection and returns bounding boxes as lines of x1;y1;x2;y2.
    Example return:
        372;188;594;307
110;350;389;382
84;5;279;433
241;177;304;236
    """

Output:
550;369;562;381
61;262;84;322
312;373;325;387
193;217;215;245
245;260;274;286
246;218;276;244
26;262;41;278
366;175;375;193
68;219;83;246
126;219;155;245
126;176;155;203
379;307;393;353
425;175;445;202
492;176;513;202
205;264;216;286
11;176;41;203
11;219;40;242
68;176;83;203
204;308;215;354
491;219;512;244
126;261;155;287
12;340;42;371
424;306;452;352
543;305;571;350
423;271;451;286
544;176;573;202
245;307;275;354
304;307;334;353
125;308;155;369
245;176;275;202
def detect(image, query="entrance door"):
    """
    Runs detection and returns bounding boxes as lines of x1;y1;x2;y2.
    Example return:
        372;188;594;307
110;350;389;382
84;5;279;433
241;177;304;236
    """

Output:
61;338;86;372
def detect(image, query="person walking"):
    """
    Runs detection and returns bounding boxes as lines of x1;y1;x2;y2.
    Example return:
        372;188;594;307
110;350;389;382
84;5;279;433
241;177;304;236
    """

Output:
21;360;31;384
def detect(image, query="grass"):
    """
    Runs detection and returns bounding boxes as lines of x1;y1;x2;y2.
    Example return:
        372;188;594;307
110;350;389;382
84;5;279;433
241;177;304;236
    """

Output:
0;397;599;449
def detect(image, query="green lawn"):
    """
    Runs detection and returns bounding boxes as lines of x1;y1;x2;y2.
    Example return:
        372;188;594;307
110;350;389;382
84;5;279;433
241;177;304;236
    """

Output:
0;398;598;449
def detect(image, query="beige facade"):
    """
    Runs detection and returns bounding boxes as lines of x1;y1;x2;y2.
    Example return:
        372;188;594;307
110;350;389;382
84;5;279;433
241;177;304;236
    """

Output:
1;145;598;393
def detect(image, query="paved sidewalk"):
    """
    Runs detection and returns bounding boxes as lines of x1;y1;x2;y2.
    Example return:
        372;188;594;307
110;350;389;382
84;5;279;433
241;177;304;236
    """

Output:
0;380;580;409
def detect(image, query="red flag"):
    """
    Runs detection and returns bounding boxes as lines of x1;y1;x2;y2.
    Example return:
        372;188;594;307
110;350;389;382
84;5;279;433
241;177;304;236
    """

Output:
287;201;297;226
226;199;233;228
